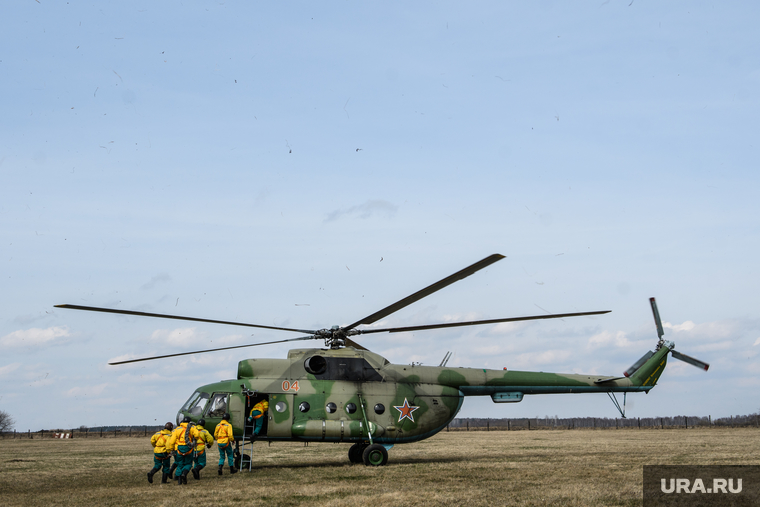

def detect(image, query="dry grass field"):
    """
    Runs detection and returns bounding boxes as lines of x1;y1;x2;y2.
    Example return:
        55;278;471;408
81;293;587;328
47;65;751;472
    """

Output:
2;428;758;507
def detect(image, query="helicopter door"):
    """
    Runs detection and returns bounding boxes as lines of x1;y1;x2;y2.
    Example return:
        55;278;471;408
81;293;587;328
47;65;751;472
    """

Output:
229;393;245;435
266;393;293;438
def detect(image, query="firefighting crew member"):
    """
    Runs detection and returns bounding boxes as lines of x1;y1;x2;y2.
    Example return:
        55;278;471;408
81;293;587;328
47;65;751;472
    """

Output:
147;422;173;484
191;418;214;480
167;416;200;485
214;412;237;475
248;400;269;436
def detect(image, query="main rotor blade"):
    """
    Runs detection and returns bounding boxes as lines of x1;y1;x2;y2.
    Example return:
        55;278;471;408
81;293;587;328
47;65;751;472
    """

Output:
108;335;318;365
671;350;710;371
342;253;506;331
343;337;369;351
55;304;318;335
356;310;611;334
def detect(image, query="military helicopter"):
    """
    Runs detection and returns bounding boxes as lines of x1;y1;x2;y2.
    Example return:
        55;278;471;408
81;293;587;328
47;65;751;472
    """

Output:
55;254;708;467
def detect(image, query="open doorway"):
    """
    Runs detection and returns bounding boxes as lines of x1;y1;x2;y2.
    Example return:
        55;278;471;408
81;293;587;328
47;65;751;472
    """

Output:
244;394;269;440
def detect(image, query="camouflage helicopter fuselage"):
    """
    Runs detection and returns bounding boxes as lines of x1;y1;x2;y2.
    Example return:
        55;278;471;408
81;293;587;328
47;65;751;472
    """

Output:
178;343;670;444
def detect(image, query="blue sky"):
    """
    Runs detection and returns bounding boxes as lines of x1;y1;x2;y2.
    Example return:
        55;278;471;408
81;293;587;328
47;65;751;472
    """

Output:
2;1;760;431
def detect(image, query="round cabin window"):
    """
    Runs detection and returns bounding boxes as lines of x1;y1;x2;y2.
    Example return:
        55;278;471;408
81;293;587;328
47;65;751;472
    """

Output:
345;403;357;414
374;403;385;415
326;402;337;414
299;401;310;413
275;401;287;413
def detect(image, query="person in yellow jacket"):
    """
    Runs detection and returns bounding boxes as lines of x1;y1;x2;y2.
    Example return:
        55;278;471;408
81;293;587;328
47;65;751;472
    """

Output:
248;399;269;437
147;422;173;484
191;418;214;480
214;412;237;475
167;416;201;485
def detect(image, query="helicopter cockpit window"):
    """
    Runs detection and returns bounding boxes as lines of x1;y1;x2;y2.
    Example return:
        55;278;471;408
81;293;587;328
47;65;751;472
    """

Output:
205;393;228;418
181;392;200;412
188;392;210;417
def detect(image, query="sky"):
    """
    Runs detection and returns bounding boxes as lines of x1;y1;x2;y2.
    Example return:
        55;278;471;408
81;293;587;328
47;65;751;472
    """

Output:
2;1;760;432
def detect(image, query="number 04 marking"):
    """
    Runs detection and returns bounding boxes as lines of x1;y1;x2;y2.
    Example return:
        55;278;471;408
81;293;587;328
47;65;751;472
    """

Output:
282;380;300;392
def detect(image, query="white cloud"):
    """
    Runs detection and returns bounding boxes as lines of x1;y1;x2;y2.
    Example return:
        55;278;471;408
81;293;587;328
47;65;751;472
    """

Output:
65;383;109;398
151;327;202;346
587;330;632;349
0;327;70;348
0;363;21;377
140;273;172;290
324;200;398;222
509;349;573;369
664;321;696;332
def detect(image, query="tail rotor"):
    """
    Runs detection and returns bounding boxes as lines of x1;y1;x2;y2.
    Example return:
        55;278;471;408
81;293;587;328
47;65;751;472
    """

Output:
624;297;709;377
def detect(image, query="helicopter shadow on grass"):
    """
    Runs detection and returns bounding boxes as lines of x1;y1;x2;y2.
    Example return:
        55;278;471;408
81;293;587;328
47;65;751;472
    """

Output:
247;453;525;471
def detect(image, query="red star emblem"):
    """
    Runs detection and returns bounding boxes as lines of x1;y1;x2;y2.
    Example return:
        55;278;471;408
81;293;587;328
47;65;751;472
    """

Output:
393;398;419;423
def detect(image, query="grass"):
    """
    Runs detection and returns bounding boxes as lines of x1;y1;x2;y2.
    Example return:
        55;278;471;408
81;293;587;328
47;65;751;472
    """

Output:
1;428;758;506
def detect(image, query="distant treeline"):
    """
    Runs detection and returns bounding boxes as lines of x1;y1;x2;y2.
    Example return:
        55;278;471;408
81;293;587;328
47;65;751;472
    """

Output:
2;413;760;439
448;413;760;431
1;426;165;439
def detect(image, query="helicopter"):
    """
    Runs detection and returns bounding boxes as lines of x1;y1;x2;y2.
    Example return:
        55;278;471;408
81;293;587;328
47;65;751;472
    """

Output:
55;253;708;467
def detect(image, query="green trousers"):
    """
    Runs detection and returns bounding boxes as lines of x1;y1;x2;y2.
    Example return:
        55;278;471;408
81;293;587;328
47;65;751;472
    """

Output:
218;442;234;466
175;445;193;476
152;452;171;473
193;449;207;469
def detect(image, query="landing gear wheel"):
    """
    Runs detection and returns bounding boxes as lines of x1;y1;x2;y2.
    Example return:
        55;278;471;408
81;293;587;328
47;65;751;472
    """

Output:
362;444;388;466
235;452;252;470
348;443;366;464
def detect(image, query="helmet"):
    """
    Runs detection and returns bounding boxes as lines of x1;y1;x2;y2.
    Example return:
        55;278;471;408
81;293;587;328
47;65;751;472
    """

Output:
182;415;192;423
197;418;206;427
164;422;174;431
223;413;231;421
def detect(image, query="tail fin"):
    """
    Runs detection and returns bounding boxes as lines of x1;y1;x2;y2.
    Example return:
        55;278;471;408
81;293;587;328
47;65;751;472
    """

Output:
628;345;670;387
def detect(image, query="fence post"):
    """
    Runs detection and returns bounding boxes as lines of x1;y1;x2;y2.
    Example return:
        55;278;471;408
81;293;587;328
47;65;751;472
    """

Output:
507;420;510;431
466;421;469;431
487;419;489;432
528;420;531;431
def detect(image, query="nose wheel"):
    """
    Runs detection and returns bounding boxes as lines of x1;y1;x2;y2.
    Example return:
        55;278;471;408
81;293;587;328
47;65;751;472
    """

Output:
348;442;389;466
362;444;388;466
